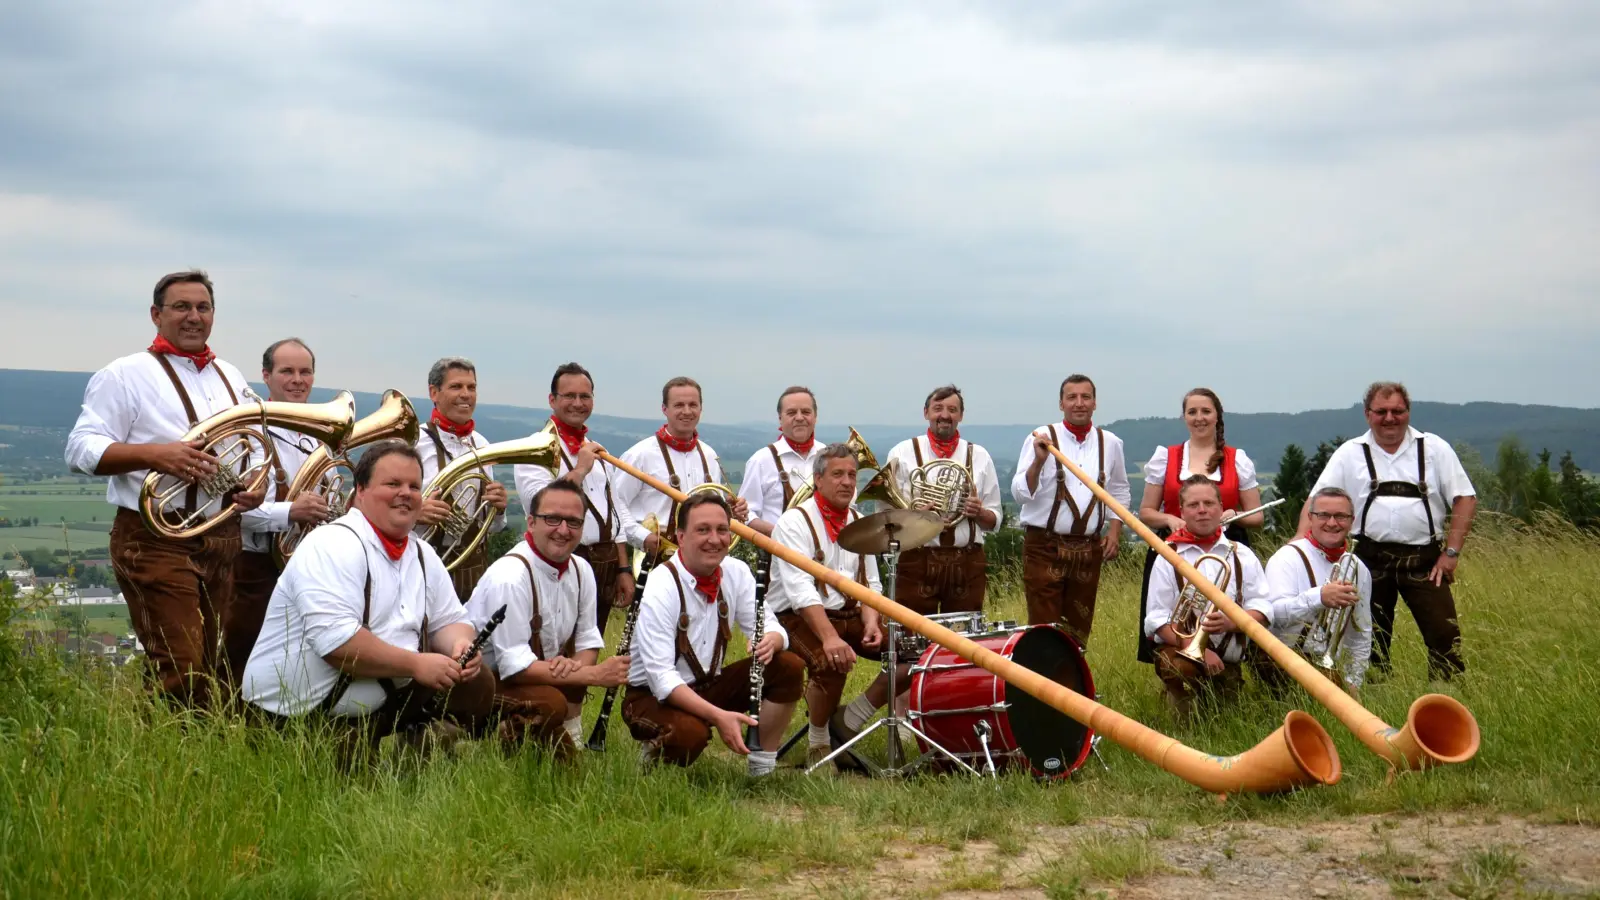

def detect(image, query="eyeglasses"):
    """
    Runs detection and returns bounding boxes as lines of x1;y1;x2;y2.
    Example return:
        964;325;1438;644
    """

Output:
533;514;586;530
1309;512;1354;523
1367;407;1408;420
554;392;594;403
162;302;213;315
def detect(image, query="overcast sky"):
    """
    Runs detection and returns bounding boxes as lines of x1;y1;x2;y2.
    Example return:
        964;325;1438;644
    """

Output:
3;2;1597;425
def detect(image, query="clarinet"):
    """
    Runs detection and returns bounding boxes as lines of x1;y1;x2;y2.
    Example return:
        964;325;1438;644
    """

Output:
745;549;771;751
586;553;657;752
458;604;508;666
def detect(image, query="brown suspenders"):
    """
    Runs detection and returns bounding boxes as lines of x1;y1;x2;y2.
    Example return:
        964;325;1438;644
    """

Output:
656;437;712;533
556;444;617;543
797;506;865;610
912;438;979;546
1356;437;1435;540
149;351;240;514
1043;426;1106;535
318;523;430;713
513;555;578;661
1287;544;1322;651
663;559;730;686
767;443;796;508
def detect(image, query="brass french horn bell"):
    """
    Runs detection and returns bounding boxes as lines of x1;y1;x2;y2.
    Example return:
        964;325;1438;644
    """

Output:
422;433;560;571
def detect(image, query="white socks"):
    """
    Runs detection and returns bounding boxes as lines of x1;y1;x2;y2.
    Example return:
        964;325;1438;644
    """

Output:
808;723;830;747
842;695;877;732
563;716;583;748
747;750;778;777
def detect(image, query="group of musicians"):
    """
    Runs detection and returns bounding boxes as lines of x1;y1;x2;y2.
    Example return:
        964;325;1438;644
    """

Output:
65;270;1480;772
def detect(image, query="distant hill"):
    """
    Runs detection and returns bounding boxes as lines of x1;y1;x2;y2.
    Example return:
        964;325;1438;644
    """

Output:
6;369;1600;488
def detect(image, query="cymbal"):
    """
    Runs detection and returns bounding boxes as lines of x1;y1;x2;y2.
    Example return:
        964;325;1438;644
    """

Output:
837;508;945;554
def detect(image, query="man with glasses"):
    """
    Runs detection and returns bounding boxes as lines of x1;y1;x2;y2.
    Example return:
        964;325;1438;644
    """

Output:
66;270;266;710
1263;487;1373;692
1301;382;1477;680
515;363;636;632
466;481;627;755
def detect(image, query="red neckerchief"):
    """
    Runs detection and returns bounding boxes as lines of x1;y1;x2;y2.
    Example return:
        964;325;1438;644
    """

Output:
1168;528;1221;554
148;335;215;371
430;407;475;439
526;532;570;577
552;417;587;455
362;513;409;561
1304;531;1345;563
689;565;721;605
784;433;815;456
656;424;698;453
926;429;960;459
815;495;850;543
1063;420;1093;443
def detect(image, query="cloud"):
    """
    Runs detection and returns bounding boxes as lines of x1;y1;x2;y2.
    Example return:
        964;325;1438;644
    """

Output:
1;0;1597;427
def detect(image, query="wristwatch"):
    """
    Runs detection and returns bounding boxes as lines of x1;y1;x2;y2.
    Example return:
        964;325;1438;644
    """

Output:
1442;547;1460;559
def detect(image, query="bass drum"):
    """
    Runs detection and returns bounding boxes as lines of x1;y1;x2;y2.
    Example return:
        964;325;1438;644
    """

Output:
907;624;1096;779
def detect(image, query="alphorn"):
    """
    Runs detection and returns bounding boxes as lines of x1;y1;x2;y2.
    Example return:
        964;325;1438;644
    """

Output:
1042;444;1480;771
600;451;1341;796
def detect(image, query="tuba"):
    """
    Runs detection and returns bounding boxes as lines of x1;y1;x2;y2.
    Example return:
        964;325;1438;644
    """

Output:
787;426;909;511
1168;552;1233;664
908;457;973;526
420;433;560;571
1298;542;1362;673
139;391;357;540
273;390;420;566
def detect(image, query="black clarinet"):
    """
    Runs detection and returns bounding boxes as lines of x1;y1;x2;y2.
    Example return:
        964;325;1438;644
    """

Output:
586;553;657;752
745;549;772;751
458;604;507;666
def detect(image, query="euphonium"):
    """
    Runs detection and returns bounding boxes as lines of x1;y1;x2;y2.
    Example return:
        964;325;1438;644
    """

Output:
274;390;419;565
787;426;909;510
908;457;973;525
1168;552;1233;664
420;433;559;571
138;391;357;540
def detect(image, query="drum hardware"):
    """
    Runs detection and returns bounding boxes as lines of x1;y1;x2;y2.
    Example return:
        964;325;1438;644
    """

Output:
807;510;978;779
973;721;998;777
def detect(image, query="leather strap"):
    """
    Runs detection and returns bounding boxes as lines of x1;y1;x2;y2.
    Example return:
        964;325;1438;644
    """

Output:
514;554;577;662
317;522;428;714
1357;437;1435;540
557;443;616;543
664;559;729;686
768;443;795;507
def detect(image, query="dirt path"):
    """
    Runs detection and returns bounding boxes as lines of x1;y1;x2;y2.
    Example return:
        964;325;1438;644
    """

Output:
777;814;1598;899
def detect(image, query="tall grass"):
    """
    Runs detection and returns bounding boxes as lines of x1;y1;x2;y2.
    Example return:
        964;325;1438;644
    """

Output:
2;519;1597;897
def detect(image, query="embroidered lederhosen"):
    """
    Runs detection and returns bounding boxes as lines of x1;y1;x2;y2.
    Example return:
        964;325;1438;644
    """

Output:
1171;544;1244;660
797;506;867;614
663;559;730;688
1357;438;1436;541
317;523;430;714
556;440;618;545
513;555;578;661
657;436;712;535
1044;426;1106;536
768;443;799;508
149;351;240;516
912;438;978;547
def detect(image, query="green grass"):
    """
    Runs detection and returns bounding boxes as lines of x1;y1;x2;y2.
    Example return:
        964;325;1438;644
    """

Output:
1;517;1598;897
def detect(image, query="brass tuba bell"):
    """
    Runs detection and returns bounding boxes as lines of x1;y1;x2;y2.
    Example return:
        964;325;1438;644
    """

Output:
786;426;908;511
138;391;357;540
421;433;560;571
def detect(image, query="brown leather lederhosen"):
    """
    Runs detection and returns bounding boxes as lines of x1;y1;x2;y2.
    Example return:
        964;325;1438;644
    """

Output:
318;522;431;715
767;443;799;509
897;439;988;616
796;504;867;614
556;440;626;631
513;555;579;662
657;435;712;535
424;423;492;601
775;505;882;709
663;559;731;688
1022;425;1107;642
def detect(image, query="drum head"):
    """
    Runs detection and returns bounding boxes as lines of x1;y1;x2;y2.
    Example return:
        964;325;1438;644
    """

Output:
1006;627;1093;778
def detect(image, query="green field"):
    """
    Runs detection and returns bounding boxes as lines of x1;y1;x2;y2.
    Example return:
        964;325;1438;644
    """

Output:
2;517;1597;898
17;603;132;637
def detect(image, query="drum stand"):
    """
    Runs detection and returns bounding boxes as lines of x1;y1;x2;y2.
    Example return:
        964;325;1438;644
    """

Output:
806;537;980;778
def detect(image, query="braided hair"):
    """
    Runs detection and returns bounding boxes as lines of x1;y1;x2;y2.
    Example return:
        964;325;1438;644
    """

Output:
1183;387;1226;475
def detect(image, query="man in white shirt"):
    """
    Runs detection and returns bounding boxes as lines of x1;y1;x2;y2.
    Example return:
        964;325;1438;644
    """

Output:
738;386;825;536
465;480;629;756
884;385;1003;616
1301;382;1477;680
242;441;492;763
515;362;635;632
616;376;750;557
226;337;333;692
65;270;266;709
414;357;508;602
1011;375;1131;644
1145;476;1274;721
1264;487;1373;692
768;445;887;768
623;491;801;775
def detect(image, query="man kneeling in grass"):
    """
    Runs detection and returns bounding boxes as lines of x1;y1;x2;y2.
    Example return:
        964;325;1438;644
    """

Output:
241;440;493;763
622;490;803;776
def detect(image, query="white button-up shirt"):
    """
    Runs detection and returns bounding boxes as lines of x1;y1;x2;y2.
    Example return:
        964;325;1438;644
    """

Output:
417;423;506;537
884;435;1003;547
766;498;883;614
240;428;322;553
1143;536;1273;664
514;423;637;548
1310;428;1476;544
615;434;727;548
242;510;468;716
464;539;605;681
628;557;788;702
1265;538;1374;688
1142;441;1260;493
65;351;252;512
1011;424;1132;534
738;438;826;526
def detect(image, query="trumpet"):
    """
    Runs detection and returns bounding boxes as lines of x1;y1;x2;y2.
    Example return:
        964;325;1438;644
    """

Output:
1299;543;1361;672
1168;552;1233;664
786;426;909;511
139;391;357;540
420;434;559;571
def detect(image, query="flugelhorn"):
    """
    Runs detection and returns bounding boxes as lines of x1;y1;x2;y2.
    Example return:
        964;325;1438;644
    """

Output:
604;452;1342;796
1298;542;1362;673
274;389;419;565
1167;552;1233;664
421;433;559;571
139;391;357;540
1042;443;1479;772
